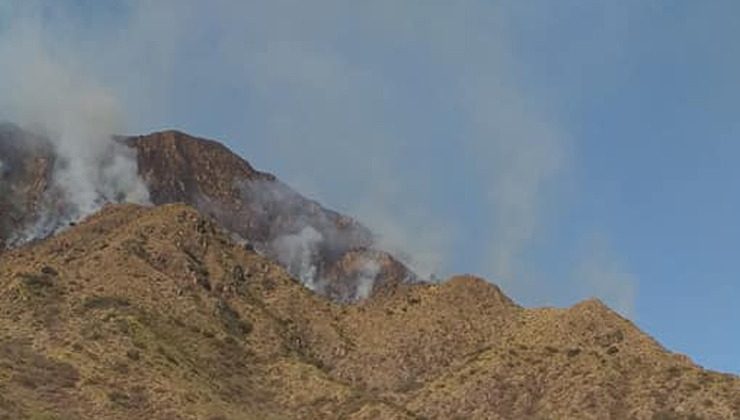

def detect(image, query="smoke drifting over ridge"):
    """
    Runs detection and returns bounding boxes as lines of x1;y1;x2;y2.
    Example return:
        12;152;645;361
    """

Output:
233;178;395;300
0;15;149;243
9;141;150;245
0;2;637;315
272;226;323;291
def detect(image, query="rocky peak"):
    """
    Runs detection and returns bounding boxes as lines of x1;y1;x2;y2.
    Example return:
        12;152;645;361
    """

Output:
0;126;415;301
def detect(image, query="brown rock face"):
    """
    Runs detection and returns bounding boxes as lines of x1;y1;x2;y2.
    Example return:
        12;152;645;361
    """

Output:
0;124;55;248
0;203;737;419
1;127;414;300
126;130;413;300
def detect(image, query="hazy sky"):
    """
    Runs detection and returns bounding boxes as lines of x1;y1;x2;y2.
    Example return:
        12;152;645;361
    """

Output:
1;1;738;374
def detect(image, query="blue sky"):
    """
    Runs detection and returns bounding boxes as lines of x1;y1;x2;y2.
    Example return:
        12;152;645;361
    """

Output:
1;1;739;374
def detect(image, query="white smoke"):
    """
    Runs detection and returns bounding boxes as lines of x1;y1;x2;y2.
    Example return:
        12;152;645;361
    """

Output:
272;226;323;291
0;2;640;313
0;8;150;243
354;259;381;300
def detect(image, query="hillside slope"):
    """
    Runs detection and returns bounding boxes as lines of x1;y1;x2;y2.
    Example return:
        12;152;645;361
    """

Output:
0;126;413;302
0;204;737;419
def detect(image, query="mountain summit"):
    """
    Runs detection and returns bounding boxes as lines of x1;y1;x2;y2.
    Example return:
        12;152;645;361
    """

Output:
0;127;738;419
0;127;413;302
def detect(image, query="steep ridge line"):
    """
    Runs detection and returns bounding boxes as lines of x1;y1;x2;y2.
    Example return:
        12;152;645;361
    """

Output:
0;126;415;302
0;203;737;419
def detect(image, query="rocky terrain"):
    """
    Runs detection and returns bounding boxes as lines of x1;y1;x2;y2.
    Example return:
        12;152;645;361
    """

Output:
1;126;739;419
0;126;413;302
0;124;54;249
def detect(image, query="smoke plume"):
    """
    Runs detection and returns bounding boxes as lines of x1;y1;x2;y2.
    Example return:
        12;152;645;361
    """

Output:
0;1;638;313
234;179;383;299
0;11;150;243
272;226;323;291
354;259;381;300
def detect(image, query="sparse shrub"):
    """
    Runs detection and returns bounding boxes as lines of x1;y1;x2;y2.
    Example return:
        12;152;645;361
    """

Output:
121;239;147;259
215;300;252;337
231;265;247;283
82;296;131;311
595;329;624;347
157;345;179;366
112;361;129;374
18;273;54;293
40;266;58;276
566;348;581;358
126;349;140;361
666;366;683;379
2;341;79;390
80;321;104;340
108;391;130;408
686;382;701;391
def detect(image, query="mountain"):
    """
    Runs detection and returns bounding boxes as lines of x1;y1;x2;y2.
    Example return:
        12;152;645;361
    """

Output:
0;123;54;249
1;126;739;419
0;126;414;302
1;203;738;419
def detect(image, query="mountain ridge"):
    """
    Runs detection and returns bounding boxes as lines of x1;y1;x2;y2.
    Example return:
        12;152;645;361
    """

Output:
0;126;739;419
0;202;737;419
1;126;414;302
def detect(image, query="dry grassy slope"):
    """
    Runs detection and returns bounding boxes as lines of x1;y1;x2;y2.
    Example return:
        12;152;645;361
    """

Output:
0;126;412;301
0;204;738;420
127;130;411;301
0;204;403;419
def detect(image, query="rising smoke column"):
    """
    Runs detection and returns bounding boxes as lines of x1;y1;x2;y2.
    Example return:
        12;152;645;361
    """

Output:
272;226;324;291
241;179;380;297
354;259;381;300
0;12;150;243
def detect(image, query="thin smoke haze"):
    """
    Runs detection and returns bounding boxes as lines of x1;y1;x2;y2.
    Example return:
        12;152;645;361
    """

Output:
0;13;149;242
0;1;637;315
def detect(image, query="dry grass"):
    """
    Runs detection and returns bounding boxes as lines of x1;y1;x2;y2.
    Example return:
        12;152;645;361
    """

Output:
0;203;738;419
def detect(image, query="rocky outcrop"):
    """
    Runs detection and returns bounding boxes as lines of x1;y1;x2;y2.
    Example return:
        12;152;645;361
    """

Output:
0;126;414;301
